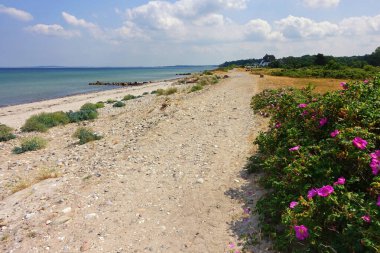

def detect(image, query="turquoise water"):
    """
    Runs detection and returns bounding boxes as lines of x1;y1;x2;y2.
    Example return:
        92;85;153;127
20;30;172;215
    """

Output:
0;66;215;107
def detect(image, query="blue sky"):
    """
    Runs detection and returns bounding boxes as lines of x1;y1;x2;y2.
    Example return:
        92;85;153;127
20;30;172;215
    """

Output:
0;0;379;66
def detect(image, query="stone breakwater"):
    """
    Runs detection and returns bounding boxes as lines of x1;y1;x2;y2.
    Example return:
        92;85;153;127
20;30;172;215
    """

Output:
89;80;152;86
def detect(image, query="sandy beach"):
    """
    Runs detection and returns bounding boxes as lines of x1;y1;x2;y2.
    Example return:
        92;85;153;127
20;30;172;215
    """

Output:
0;80;177;129
0;70;273;252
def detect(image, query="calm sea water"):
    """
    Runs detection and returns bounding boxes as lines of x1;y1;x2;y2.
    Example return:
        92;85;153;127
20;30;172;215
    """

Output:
0;66;215;107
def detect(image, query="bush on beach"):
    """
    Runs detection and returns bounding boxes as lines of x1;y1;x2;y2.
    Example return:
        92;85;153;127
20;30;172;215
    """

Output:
12;136;47;154
113;101;125;107
21;112;70;132
0;124;16;142
73;127;102;145
249;75;380;252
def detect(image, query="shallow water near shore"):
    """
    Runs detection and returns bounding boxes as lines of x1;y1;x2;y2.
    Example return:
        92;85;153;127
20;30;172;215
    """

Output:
0;66;214;107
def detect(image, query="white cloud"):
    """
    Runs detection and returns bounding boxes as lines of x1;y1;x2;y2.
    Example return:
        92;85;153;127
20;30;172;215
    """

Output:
302;0;340;8
245;19;285;41
275;15;339;39
62;12;104;39
0;4;33;21
26;24;80;38
340;15;380;35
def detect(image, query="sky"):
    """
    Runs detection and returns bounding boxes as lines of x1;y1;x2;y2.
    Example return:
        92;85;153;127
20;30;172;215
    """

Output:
0;0;379;67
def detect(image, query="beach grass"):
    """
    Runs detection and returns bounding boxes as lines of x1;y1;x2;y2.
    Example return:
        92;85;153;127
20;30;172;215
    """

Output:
12;136;47;154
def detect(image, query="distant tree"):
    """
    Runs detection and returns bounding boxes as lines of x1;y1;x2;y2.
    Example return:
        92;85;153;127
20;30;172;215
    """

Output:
315;53;328;66
366;47;380;66
263;54;276;62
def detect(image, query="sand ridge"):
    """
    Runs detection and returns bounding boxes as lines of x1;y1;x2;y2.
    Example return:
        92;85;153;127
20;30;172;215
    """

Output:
0;70;271;252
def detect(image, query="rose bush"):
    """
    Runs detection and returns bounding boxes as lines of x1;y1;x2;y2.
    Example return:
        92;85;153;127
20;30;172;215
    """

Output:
250;75;380;252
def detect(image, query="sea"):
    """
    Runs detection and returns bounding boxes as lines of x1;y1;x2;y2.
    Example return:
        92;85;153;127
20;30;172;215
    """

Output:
0;66;216;107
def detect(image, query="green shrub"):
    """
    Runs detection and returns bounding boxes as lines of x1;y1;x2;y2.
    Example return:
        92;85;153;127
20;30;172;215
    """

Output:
66;109;98;122
122;94;136;101
189;84;203;93
151;90;157;94
203;70;213;75
106;98;117;104
95;102;105;108
80;103;98;111
249;75;380;252
0;124;16;142
73;127;102;145
113;101;125;107
21;112;70;132
156;87;178;96
155;89;165;96
143;92;149;95
13;136;47;154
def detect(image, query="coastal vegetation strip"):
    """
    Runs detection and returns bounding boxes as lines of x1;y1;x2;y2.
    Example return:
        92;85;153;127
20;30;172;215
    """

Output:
248;75;380;252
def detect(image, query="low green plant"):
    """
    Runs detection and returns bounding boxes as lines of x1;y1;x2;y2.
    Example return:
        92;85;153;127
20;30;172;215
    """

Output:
189;84;203;93
106;98;117;104
73;127;102;145
21;112;70;132
156;87;178;96
203;70;213;75
66;109;98;122
151;90;157;94
13;136;47;154
113;101;125;107
122;94;136;101
80;103;98;111
143;92;149;95
95;102;105;108
249;75;380;252
0;124;16;142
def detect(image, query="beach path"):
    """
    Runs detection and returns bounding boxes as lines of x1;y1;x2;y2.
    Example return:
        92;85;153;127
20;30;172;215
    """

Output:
0;70;268;252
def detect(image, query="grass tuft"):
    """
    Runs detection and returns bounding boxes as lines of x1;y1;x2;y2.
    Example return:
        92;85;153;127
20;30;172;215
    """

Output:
0;124;16;142
73;127;102;145
113;101;125;107
12;136;47;154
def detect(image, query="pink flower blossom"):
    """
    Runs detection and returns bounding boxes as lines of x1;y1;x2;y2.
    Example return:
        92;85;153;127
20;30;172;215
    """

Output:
307;188;318;199
290;201;298;209
301;110;309;116
275;122;281;128
298;103;308;108
319;117;328;127
289;145;300;151
377;196;380;207
334;177;346;185
370;160;380;175
228;242;235;249
370;150;380;175
352;137;367;150
243;207;251;214
294;225;309;240
317;185;334;197
340;82;348;90
330;130;340;138
362;215;371;223
364;79;369;84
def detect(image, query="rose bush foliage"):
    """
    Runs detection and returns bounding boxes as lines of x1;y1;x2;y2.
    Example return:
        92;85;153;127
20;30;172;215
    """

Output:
250;75;380;252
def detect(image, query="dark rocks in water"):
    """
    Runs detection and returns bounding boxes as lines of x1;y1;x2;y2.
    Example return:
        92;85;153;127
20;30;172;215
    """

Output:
89;81;146;86
176;73;191;76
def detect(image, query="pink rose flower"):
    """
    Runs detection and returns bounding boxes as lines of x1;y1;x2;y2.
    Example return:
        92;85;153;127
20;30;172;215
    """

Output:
307;188;318;199
377;196;380;207
275;122;281;128
289;201;298;209
294;225;309;240
364;79;369;84
340;82;348;90
298;103;308;108
334;177;345;185
362;215;371;223
330;130;340;138
319;117;328;127
289;145;300;151
317;185;334;197
352;137;367;150
370;150;380;175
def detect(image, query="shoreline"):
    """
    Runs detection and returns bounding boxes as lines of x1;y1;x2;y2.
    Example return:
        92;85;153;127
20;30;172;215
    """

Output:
0;79;179;129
